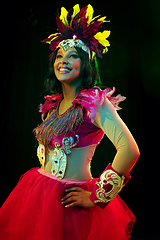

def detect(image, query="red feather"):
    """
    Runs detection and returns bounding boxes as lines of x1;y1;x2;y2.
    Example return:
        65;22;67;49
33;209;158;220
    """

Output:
76;6;87;20
67;8;73;24
85;21;103;36
56;17;67;33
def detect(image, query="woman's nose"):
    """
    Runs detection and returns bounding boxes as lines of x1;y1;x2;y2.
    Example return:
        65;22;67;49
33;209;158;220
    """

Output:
61;57;68;65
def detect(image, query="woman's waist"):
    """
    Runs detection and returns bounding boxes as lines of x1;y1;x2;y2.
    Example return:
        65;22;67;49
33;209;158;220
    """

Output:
44;156;92;181
38;168;96;184
43;145;97;181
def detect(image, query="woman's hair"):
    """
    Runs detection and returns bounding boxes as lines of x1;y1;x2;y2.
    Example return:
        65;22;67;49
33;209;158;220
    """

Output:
44;47;104;94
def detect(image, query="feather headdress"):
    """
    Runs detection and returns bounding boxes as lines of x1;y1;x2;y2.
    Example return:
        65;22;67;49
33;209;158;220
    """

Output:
42;4;111;60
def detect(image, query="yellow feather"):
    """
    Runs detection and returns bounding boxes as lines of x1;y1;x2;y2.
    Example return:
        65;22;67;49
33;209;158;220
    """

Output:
97;16;110;23
94;31;111;47
60;7;68;25
46;33;59;44
103;47;109;53
95;30;111;40
73;4;80;18
86;4;94;24
88;15;100;23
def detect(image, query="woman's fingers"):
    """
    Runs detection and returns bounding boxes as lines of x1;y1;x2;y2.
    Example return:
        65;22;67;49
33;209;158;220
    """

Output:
61;191;79;203
61;187;83;202
63;201;79;208
61;187;96;208
65;187;83;192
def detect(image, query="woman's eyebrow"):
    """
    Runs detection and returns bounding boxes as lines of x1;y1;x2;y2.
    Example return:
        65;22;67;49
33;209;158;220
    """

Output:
67;51;78;54
56;50;79;57
57;50;63;55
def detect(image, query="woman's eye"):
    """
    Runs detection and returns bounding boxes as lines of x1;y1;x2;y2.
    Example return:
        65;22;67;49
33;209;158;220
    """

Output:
69;54;79;59
56;54;63;59
56;53;79;59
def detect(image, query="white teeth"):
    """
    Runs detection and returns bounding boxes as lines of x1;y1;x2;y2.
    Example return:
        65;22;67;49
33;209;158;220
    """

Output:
58;68;71;72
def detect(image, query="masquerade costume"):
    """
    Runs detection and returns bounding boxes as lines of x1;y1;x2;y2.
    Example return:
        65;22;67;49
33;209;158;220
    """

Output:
0;4;139;240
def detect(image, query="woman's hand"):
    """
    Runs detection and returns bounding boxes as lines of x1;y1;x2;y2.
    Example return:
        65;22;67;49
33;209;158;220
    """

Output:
61;187;96;208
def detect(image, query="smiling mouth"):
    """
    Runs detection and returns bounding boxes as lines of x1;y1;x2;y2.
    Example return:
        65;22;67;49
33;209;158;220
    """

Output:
58;66;72;74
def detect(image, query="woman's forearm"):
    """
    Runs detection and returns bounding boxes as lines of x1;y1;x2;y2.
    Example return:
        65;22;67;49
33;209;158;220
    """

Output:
111;142;140;175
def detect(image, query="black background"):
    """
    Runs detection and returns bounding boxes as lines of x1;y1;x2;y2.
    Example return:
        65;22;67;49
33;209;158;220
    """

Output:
1;1;160;239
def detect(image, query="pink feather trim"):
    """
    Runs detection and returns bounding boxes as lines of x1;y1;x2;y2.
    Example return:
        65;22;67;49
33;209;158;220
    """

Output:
39;87;126;123
72;87;126;123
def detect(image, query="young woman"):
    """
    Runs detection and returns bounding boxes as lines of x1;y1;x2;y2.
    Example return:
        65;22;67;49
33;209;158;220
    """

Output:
0;4;140;240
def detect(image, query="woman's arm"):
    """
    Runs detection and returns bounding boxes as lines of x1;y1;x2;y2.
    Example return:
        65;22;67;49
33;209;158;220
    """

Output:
94;96;140;175
62;96;140;208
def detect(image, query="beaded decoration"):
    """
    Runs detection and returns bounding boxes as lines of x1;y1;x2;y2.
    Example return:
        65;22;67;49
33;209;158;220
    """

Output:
49;135;79;179
37;136;79;178
95;169;125;204
37;144;45;168
57;35;90;55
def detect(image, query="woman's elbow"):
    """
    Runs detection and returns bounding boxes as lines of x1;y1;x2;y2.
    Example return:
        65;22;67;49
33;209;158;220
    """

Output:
131;145;140;162
134;149;140;161
124;140;140;162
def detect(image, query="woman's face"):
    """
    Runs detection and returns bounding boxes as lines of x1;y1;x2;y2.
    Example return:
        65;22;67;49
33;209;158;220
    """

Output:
54;47;82;84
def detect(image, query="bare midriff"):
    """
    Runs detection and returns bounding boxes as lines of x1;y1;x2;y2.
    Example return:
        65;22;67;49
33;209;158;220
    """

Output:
44;145;97;181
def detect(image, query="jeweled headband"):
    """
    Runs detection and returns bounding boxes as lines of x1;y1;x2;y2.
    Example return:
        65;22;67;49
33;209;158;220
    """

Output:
57;35;90;55
42;4;111;60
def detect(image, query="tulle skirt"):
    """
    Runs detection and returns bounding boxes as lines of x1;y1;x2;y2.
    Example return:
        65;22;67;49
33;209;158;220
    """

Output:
0;168;135;240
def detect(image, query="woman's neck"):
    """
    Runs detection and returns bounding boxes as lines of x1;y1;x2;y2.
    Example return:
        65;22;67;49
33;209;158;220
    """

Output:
61;82;81;102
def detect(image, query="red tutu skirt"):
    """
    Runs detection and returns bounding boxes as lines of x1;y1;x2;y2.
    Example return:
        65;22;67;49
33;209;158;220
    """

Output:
0;168;135;240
